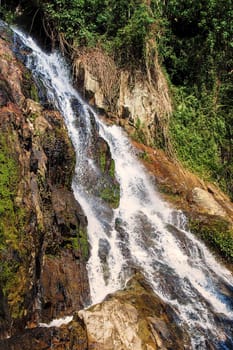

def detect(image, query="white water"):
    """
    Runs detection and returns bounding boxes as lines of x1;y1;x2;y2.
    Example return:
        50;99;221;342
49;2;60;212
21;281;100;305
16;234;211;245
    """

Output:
14;29;233;349
39;316;73;328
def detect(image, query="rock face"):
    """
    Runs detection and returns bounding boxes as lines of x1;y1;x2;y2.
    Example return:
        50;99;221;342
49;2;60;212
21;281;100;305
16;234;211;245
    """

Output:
191;187;226;217
73;44;172;148
0;22;90;340
79;275;191;350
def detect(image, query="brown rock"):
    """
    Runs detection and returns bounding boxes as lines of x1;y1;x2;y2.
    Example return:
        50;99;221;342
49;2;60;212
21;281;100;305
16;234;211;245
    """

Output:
0;315;88;350
191;187;226;217
79;274;191;350
40;251;89;322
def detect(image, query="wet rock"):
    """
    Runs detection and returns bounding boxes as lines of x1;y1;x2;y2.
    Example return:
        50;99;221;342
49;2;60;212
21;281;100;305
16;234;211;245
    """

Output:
52;187;87;230
0;32;25;106
71;103;120;210
0;314;87;350
79;274;191;350
40;252;90;323
98;238;111;262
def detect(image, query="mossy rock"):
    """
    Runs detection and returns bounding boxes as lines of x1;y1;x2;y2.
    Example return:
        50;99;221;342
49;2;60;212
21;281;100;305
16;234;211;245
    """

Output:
188;213;233;264
69;228;89;261
0;132;30;320
99;183;120;209
21;68;39;102
96;138;120;208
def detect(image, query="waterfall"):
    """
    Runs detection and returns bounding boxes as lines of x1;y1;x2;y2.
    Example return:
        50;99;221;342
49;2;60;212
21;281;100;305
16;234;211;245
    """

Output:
13;28;233;350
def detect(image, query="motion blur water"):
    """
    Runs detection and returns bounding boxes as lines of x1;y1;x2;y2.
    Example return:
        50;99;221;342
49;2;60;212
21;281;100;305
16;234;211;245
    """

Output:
13;28;233;349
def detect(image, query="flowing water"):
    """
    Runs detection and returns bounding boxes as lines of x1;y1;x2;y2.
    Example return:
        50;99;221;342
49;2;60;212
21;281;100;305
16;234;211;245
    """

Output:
13;29;233;349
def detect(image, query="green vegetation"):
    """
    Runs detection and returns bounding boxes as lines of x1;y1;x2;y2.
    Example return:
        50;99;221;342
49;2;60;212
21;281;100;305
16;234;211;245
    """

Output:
0;3;16;24
41;0;155;67
98;145;120;208
99;185;120;209
21;69;39;102
99;153;107;173
139;150;151;162
0;133;28;318
100;153;116;178
1;0;157;67
132;117;147;144
0;134;19;247
170;87;224;180
70;228;89;260
189;217;233;263
163;1;233;198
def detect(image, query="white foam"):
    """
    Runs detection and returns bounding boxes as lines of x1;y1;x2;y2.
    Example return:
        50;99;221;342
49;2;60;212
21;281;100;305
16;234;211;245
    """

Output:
39;316;73;328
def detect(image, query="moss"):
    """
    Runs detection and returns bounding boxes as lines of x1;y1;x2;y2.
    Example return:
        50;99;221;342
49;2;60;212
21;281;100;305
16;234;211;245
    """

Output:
0;133;28;319
97;143;120;208
109;159;116;178
69;228;89;261
100;153;107;173
189;216;233;263
0;154;17;199
138;150;152;162
100;152;116;178
99;184;120;209
132;118;147;145
0;134;18;242
30;84;39;102
21;68;39;102
78;228;89;260
99;151;115;177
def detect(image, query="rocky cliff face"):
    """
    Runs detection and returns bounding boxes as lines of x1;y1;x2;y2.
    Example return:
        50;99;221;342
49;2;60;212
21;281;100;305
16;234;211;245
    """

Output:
0;22;89;339
73;42;172;150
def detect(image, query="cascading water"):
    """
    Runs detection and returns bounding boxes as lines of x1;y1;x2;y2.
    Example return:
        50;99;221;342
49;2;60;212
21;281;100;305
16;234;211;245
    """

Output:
13;29;233;349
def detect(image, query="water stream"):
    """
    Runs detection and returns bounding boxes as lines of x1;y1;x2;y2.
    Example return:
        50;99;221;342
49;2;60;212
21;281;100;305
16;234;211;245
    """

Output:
13;29;233;349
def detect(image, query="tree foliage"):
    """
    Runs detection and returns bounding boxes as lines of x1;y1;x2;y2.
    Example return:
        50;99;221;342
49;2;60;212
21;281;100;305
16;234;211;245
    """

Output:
39;0;156;66
160;0;233;197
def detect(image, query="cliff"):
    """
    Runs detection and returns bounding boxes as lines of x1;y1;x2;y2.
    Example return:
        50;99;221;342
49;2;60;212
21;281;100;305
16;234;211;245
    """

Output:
0;21;89;339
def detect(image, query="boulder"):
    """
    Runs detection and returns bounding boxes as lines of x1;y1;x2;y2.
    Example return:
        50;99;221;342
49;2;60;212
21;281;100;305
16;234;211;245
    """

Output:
191;187;226;217
79;274;191;350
